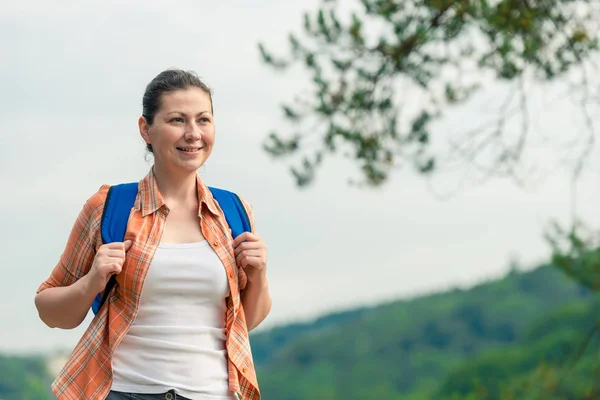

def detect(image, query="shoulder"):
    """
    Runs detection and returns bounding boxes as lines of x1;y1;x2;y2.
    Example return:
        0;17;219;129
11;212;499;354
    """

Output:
236;193;253;211
85;184;111;210
76;184;111;229
213;187;252;213
82;184;111;219
235;193;256;231
207;186;252;210
208;186;256;229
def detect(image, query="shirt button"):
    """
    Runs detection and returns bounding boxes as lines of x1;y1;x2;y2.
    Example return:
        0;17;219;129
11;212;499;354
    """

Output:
242;367;247;373
229;272;234;279
213;241;218;247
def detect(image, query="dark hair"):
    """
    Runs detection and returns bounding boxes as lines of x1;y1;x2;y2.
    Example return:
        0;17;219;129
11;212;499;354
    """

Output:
142;69;213;153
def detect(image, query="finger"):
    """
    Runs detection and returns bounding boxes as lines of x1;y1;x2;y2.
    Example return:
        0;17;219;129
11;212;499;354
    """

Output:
100;256;127;269
109;263;122;273
233;240;263;256
235;249;262;266
239;255;264;269
102;263;122;278
124;240;133;251
237;252;264;267
102;242;128;251
100;249;128;260
233;232;257;247
232;232;248;247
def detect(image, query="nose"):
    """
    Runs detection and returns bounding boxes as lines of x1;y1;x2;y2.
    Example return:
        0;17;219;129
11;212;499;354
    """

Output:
184;123;203;141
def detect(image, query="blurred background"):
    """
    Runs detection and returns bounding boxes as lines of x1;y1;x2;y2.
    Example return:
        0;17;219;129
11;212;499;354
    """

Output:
1;0;600;399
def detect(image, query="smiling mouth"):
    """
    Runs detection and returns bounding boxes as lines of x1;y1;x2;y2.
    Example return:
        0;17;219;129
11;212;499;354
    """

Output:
177;147;202;152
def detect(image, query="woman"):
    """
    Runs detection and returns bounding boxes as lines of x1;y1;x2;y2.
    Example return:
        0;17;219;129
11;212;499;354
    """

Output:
35;69;271;400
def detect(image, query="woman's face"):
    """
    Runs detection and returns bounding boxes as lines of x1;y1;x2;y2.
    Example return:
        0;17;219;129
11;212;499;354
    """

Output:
139;87;215;176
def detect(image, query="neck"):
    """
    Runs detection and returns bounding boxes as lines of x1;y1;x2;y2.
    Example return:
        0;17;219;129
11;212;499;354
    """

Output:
152;164;198;205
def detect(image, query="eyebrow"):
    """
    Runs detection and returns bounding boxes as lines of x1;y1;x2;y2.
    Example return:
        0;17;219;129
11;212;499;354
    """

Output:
167;111;212;116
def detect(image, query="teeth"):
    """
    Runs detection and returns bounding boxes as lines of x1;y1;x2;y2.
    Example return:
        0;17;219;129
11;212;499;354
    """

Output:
178;147;198;152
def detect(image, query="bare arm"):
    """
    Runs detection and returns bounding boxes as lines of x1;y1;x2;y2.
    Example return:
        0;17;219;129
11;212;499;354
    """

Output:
35;194;102;329
241;270;272;331
34;185;131;329
34;275;98;329
35;240;131;329
233;196;272;331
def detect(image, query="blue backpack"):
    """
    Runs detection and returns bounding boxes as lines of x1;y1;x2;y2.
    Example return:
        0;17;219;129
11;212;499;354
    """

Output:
91;182;251;315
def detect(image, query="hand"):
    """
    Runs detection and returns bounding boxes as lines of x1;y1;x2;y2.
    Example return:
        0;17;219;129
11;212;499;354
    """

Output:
85;240;132;294
233;232;267;278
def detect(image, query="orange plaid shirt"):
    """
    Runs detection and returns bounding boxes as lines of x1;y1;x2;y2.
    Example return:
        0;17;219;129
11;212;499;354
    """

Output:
37;168;260;400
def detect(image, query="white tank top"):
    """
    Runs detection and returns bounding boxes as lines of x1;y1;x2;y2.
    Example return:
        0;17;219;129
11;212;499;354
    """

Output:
111;240;235;400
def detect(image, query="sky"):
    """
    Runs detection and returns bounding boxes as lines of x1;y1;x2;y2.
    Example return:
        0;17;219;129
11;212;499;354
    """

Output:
1;1;599;355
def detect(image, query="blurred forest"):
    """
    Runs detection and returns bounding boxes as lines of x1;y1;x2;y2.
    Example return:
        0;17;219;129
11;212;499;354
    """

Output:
252;258;600;399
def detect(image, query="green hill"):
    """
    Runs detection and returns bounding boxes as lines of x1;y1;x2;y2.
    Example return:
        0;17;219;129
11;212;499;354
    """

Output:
4;263;600;399
0;354;53;400
251;265;599;399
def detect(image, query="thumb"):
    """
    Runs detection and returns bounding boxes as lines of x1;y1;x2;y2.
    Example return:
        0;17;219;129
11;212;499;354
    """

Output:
124;240;133;251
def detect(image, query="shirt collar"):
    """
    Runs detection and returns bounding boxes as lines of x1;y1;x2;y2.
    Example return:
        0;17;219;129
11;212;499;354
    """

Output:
137;167;221;218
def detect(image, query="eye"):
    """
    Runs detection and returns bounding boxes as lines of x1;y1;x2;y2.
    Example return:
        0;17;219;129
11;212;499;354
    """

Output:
199;117;211;124
170;117;184;123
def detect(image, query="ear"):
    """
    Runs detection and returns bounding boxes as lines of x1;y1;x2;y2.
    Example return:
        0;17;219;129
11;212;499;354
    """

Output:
139;116;151;145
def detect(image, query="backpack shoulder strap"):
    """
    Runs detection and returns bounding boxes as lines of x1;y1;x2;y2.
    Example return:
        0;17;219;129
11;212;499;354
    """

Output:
91;182;138;315
91;184;250;315
208;187;252;238
100;182;139;244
